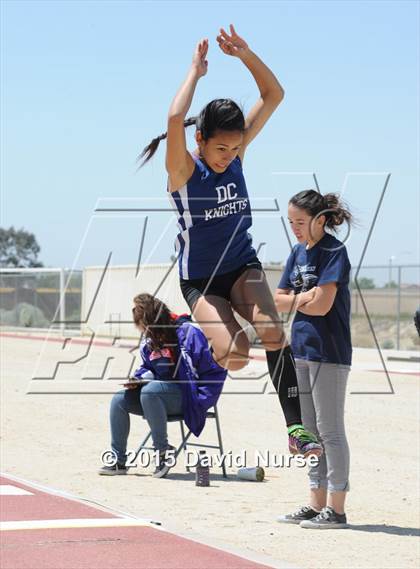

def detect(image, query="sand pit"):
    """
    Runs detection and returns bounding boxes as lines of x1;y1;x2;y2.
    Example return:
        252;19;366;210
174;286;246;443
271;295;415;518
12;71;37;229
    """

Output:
1;333;419;569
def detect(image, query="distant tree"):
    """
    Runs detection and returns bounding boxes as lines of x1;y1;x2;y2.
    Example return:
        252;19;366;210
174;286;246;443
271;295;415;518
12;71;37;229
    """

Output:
384;280;398;289
356;277;376;289
0;227;44;268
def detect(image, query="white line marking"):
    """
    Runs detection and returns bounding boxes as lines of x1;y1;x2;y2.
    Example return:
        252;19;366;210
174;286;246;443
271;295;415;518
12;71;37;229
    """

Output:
0;518;153;531
0;485;33;496
1;472;159;524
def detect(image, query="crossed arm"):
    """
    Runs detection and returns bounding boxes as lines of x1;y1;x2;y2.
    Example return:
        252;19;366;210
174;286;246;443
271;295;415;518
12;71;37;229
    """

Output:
275;283;338;317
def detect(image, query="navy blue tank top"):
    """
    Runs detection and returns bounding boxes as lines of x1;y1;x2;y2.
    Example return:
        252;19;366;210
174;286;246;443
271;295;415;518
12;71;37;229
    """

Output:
168;154;256;279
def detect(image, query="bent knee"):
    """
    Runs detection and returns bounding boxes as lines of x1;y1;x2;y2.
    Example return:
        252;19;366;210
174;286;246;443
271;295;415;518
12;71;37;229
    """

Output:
257;325;286;351
110;390;131;413
219;356;249;371
254;316;285;345
140;381;162;398
111;391;126;405
213;347;249;371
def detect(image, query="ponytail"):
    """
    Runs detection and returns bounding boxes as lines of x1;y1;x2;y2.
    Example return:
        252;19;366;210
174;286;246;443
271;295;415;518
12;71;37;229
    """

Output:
289;189;353;231
137;99;245;168
137;116;197;168
321;193;353;230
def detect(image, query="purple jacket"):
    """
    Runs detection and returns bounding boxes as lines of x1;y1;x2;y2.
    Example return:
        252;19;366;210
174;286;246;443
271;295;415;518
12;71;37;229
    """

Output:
134;316;227;436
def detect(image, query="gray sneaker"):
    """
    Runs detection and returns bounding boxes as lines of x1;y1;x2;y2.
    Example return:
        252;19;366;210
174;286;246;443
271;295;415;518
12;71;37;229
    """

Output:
153;445;176;478
98;463;128;476
277;505;320;525
300;506;348;529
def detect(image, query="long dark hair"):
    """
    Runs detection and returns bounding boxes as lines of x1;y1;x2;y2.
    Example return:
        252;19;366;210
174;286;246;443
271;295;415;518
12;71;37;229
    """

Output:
137;99;245;167
132;293;178;355
289;189;353;231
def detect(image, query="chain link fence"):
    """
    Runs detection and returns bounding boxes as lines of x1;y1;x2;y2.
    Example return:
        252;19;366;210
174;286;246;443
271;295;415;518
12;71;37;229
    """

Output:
1;265;419;351
0;269;82;331
349;264;419;351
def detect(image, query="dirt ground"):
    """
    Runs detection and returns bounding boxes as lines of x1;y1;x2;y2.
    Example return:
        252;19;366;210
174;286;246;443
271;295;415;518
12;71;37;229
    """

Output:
1;332;419;569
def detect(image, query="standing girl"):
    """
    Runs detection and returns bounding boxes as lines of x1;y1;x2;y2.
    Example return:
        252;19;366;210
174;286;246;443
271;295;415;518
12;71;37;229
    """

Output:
139;25;321;457
275;190;353;529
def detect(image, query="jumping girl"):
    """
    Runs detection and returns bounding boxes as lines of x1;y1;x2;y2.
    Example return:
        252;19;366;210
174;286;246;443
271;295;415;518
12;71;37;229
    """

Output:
275;190;353;529
139;25;321;457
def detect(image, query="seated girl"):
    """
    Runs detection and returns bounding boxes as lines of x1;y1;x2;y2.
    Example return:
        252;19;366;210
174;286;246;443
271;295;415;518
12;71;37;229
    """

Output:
99;293;227;478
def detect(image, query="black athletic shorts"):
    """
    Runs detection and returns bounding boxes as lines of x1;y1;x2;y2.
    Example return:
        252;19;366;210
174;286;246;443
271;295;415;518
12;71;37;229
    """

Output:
180;257;263;310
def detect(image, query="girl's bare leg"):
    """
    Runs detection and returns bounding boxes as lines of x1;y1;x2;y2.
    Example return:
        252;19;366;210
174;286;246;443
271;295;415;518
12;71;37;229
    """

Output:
230;268;287;350
192;294;250;371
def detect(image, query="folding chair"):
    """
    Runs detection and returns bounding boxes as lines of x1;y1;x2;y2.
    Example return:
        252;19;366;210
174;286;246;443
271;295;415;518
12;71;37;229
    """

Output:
131;405;227;478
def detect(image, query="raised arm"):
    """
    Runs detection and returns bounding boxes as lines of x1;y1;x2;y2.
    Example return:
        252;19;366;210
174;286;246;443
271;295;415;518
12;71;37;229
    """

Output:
217;25;284;161
166;39;208;192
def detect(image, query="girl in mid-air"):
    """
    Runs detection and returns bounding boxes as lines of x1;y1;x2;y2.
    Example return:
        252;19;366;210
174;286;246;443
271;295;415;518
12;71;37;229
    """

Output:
139;25;321;457
276;190;353;529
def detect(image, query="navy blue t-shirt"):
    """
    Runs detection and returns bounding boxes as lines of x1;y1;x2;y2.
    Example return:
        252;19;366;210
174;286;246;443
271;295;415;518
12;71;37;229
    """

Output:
278;233;352;365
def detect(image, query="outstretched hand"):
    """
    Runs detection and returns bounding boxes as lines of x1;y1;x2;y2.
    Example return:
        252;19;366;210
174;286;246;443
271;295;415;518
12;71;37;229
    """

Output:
217;24;249;58
192;38;209;77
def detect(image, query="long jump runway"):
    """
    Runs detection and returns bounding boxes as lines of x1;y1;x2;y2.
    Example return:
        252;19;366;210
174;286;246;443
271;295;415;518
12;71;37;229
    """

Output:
0;475;273;569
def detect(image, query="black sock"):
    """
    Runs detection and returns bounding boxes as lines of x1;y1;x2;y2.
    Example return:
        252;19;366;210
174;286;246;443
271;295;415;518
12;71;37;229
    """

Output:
265;346;302;427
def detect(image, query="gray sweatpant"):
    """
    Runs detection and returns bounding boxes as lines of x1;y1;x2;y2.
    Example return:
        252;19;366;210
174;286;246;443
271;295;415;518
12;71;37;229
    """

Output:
295;358;350;493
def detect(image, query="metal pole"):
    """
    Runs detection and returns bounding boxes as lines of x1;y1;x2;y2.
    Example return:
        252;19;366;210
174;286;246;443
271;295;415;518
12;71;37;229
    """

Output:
15;274;18;318
59;268;65;335
396;266;402;350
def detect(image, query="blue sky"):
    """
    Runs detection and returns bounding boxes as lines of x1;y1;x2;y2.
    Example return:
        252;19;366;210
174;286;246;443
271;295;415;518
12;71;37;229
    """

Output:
1;0;419;284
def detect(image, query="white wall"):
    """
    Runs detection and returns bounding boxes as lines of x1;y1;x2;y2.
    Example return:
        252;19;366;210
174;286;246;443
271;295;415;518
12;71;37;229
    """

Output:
81;263;283;338
81;263;189;338
81;263;419;339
